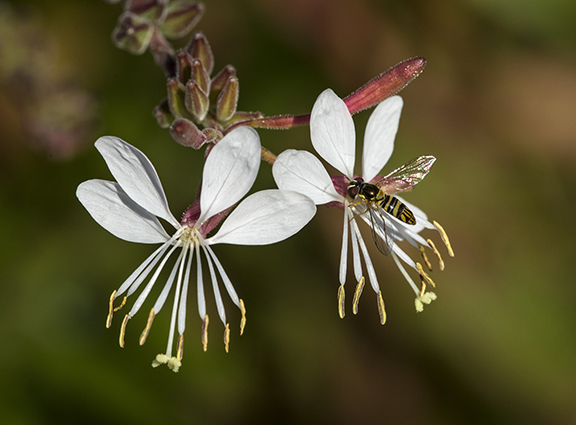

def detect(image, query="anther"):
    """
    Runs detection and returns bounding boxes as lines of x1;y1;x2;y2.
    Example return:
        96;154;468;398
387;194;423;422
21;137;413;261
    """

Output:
427;239;445;271
107;291;127;329
139;308;155;345
337;285;345;319
239;298;247;335
352;277;365;315
416;262;436;288
201;315;209;352
176;334;184;361
419;245;432;271
433;220;454;257
224;323;230;353
377;291;387;325
119;314;130;348
106;290;116;328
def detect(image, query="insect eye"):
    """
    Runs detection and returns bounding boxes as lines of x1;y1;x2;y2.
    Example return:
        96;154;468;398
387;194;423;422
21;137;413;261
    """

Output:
347;179;362;198
347;184;359;198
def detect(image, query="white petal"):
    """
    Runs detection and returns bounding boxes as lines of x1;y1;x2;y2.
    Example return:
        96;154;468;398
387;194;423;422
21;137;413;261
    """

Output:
77;179;171;243
199;127;261;222
95;136;179;228
362;96;403;182
310;89;356;179
273;149;343;205
206;190;316;245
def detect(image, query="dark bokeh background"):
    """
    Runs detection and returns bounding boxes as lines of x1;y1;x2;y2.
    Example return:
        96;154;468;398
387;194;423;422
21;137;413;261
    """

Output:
2;0;576;424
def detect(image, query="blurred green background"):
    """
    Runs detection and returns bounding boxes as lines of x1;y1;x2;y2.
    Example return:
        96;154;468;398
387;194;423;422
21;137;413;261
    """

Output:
2;0;576;424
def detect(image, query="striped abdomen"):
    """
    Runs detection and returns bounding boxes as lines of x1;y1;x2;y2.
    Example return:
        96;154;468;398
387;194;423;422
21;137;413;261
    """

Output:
379;194;416;225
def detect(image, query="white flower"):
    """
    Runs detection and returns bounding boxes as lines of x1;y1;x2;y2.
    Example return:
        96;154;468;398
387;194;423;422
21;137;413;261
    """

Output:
77;127;316;371
273;89;453;323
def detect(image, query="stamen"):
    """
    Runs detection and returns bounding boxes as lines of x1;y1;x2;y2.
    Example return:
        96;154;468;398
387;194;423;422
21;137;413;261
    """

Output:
419;246;432;271
139;308;155;345
433;220;454;257
224;323;230;353
106;290;116;328
427;239;445;271
202;314;209;352
176;334;184;361
416;262;436;288
119;314;130;348
377;291;387;325
337;285;345;319
106;290;127;328
419;277;426;297
239;298;247;335
352;277;365;315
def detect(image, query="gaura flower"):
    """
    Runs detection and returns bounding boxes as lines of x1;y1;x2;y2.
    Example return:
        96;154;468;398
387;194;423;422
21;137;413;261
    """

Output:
77;127;316;371
273;89;453;323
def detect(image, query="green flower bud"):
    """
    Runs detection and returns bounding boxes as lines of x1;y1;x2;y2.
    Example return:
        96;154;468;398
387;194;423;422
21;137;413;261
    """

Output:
112;12;154;55
167;77;189;118
159;1;204;39
216;76;238;123
185;80;209;122
186;32;214;76
175;49;194;84
153;99;174;128
126;0;166;21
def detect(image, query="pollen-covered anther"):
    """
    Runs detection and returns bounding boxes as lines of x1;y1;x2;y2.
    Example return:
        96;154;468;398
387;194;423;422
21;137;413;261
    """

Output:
201;314;209;352
239;298;247;335
377;290;387;325
352;276;365;315
139;308;155;345
151;354;181;373
427;239;445;271
337;285;346;319
433;220;454;257
176;334;184;361
416;262;436;288
419;245;432;271
415;291;437;313
119;314;130;348
224;323;230;353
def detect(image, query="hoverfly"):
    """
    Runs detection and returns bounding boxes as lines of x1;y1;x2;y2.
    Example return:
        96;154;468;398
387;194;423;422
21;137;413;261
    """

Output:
347;155;436;255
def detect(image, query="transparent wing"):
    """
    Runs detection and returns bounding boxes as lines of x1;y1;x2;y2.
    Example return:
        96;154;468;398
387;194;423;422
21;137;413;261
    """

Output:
367;205;392;256
374;155;436;195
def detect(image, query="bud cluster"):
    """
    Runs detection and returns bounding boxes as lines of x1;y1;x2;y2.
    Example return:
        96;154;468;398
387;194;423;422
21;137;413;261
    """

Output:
156;33;264;149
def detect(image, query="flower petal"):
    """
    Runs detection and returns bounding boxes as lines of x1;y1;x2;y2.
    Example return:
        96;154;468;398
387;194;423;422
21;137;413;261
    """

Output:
77;179;171;243
206;190;316;245
95;136;179;228
362;96;403;182
199;126;261;222
273;149;343;205
310;89;356;179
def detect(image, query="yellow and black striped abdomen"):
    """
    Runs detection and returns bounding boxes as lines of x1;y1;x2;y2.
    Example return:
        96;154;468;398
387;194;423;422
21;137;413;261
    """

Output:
379;194;416;225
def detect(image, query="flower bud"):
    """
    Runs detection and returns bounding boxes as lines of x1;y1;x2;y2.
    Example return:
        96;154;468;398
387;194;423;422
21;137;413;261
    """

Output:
216;77;239;123
185;80;209;122
169;117;207;148
126;0;166;21
191;59;211;94
175;49;194;84
167;77;189;118
186;32;214;75
159;1;204;39
112;12;154;55
153;99;174;128
210;65;235;103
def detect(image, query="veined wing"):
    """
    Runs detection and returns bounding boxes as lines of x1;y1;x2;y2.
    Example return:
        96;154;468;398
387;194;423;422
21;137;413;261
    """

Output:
373;155;435;195
367;204;392;256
